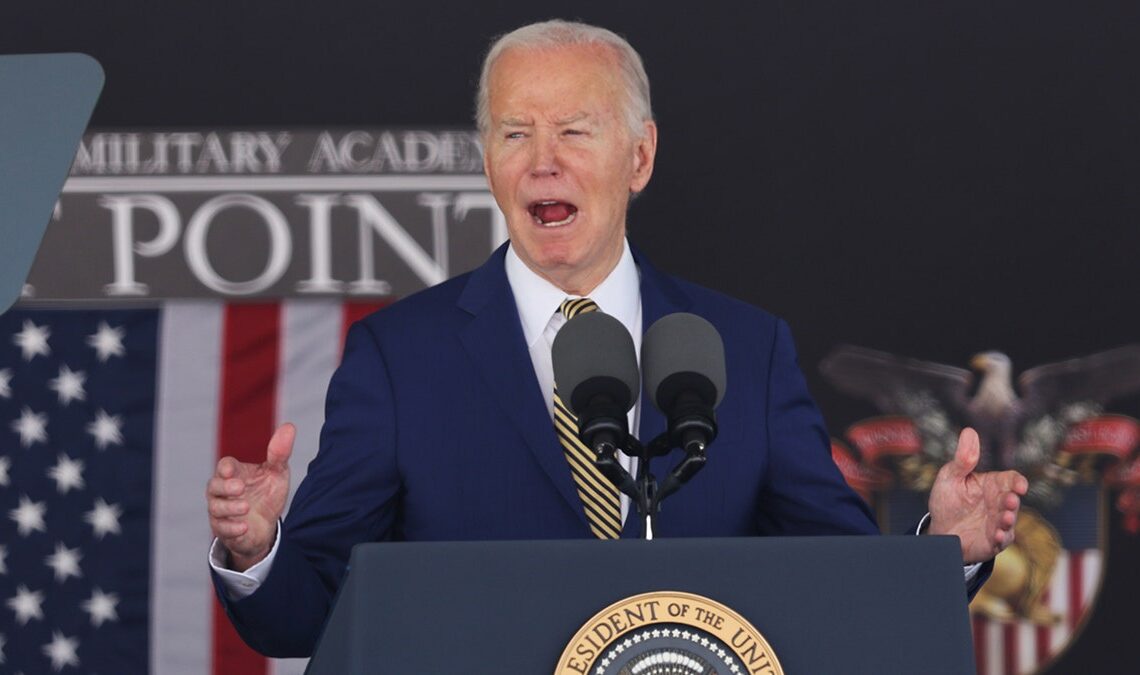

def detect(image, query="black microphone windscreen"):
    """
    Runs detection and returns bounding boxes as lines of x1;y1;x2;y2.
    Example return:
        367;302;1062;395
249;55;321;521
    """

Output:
552;311;640;414
642;313;727;409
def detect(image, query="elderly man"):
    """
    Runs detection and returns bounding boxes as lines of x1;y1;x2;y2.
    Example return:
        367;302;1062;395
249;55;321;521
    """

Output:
207;20;1028;657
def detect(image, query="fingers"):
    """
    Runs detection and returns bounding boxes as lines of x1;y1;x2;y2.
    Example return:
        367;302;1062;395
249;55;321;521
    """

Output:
991;468;1028;493
206;474;246;498
208;457;254;543
216;455;239;479
952;427;981;476
993;527;1014;549
210;518;249;539
992;485;1022;554
207;489;251;541
265;423;295;470
208;497;249;519
1012;471;1029;495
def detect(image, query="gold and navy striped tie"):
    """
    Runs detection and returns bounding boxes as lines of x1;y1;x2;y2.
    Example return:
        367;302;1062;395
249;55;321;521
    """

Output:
553;298;622;539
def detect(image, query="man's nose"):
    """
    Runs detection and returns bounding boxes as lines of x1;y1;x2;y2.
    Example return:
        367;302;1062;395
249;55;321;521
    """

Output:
529;134;561;177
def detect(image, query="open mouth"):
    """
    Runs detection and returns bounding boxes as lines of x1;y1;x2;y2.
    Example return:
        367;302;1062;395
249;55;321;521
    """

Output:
528;200;578;227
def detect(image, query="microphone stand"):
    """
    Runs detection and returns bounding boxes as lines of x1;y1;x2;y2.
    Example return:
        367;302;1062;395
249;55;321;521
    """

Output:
589;427;713;541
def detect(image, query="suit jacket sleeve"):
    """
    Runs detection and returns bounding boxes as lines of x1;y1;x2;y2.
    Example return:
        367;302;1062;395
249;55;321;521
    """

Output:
212;320;402;657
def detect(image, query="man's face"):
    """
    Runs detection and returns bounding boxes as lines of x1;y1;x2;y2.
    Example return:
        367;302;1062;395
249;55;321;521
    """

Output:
483;44;657;294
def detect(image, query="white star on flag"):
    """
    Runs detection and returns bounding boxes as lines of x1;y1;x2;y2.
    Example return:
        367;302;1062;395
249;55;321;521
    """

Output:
0;455;10;486
7;585;45;625
86;321;126;362
11;406;49;448
45;542;83;583
84;498;123;539
12;320;51;361
0;367;12;398
9;494;47;536
85;409;123;450
0;304;384;670
81;588;119;627
42;630;80;671
47;455;85;494
47;365;87;406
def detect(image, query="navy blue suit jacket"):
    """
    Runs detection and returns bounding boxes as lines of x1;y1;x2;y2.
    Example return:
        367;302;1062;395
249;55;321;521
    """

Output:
216;244;880;656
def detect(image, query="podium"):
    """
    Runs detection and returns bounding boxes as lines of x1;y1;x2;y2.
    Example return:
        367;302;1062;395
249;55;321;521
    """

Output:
306;536;975;674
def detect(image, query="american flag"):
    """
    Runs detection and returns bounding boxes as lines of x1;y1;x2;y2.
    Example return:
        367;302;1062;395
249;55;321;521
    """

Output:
0;300;381;674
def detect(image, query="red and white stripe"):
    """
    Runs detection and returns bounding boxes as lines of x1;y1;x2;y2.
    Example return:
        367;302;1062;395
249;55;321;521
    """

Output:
973;549;1101;675
151;300;383;675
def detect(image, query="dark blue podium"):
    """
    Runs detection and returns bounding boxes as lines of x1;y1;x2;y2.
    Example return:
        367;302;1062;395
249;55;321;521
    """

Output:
305;536;976;674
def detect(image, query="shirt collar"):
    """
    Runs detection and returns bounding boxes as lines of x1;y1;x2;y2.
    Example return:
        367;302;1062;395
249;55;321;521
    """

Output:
505;239;641;347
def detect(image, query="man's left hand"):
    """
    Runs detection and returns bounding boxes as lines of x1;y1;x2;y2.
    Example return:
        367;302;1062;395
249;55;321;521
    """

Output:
928;427;1030;564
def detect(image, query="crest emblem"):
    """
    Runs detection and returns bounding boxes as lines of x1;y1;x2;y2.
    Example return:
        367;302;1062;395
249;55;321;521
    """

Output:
820;345;1140;674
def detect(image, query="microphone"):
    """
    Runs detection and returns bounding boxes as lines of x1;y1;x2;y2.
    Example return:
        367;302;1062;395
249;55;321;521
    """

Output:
551;311;640;457
642;313;726;454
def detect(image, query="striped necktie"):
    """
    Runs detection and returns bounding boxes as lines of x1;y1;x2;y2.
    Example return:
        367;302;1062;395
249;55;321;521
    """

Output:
553;298;623;539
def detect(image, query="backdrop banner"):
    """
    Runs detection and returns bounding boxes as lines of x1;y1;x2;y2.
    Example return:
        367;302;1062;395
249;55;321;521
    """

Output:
22;129;501;302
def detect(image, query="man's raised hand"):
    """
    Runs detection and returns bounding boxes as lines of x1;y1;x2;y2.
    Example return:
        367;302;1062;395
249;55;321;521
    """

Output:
928;427;1030;564
206;423;295;571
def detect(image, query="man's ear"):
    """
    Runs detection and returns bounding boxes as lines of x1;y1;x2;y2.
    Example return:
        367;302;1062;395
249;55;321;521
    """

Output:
482;136;494;185
629;120;658;193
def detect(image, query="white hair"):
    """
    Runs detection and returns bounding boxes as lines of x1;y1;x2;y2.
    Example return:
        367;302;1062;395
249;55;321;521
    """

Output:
475;20;654;139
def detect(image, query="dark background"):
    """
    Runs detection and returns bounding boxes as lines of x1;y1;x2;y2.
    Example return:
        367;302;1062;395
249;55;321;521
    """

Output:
5;1;1138;671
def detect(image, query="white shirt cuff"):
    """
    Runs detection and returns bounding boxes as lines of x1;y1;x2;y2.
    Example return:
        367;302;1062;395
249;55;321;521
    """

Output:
208;522;281;600
916;512;985;581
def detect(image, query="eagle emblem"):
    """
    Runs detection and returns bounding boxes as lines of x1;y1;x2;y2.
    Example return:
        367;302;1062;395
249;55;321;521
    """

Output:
820;345;1140;674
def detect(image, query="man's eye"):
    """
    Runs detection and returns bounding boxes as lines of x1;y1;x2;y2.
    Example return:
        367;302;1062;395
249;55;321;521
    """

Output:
505;132;526;140
564;129;586;136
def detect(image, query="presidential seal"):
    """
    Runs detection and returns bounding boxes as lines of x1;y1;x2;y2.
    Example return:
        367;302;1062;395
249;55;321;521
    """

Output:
555;591;783;675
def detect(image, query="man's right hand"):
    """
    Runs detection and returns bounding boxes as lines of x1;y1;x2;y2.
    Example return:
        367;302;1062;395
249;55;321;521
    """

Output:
207;423;295;572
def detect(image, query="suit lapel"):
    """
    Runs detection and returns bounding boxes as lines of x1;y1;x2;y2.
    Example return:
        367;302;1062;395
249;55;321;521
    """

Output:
457;246;586;527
